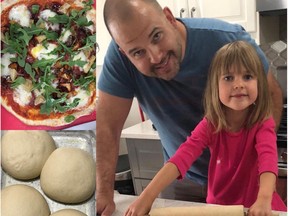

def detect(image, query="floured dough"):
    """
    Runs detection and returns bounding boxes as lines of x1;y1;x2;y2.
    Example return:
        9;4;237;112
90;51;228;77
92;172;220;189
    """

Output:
1;184;50;216
40;147;96;204
50;209;87;216
1;130;56;180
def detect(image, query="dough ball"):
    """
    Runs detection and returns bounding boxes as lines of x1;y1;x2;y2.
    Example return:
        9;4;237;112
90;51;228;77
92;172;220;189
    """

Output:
50;209;87;216
1;130;56;180
40;147;96;204
1;184;50;216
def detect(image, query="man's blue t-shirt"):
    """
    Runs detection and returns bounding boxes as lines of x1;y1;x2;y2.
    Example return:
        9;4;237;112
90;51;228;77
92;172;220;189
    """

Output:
98;18;269;185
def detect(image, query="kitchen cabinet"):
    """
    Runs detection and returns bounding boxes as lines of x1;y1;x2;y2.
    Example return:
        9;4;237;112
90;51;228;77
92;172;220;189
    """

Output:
173;0;257;33
97;0;259;66
121;120;164;195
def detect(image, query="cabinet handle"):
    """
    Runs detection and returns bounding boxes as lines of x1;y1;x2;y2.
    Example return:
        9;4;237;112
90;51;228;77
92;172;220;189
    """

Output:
190;7;196;17
180;8;185;18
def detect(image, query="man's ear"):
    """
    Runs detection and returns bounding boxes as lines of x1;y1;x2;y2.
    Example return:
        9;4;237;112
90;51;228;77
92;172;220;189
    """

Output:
163;7;177;26
119;47;127;56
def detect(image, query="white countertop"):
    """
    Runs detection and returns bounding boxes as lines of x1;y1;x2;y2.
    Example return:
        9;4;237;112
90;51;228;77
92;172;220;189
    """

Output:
112;193;287;216
121;120;160;140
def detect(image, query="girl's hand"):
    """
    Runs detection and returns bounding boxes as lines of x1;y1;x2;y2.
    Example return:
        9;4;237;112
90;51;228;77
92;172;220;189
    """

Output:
248;198;272;216
125;195;153;216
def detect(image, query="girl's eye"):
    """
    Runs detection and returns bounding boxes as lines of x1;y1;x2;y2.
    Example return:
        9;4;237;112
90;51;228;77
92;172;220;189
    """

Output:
224;75;233;81
243;74;254;80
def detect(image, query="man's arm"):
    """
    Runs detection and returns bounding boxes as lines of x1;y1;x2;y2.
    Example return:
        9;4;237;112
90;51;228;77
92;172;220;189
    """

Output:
96;90;133;216
267;70;283;130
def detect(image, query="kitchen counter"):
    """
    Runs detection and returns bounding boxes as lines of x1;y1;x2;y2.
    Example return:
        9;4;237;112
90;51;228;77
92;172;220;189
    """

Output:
112;192;287;216
121;120;159;140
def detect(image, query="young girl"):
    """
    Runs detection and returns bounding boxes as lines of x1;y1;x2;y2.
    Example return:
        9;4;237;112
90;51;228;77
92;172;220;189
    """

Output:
125;41;287;216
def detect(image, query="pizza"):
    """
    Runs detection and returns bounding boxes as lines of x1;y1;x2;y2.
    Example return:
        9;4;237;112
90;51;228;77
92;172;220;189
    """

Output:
1;0;96;127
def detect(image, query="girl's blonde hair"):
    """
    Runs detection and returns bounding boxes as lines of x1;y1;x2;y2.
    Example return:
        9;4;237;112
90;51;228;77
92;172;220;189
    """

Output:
203;40;272;132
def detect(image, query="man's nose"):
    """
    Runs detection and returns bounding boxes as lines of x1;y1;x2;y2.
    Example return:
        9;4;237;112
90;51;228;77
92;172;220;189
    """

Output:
147;46;162;64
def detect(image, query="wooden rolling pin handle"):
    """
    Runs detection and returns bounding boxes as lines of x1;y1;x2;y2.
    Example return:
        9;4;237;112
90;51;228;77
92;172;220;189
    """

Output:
149;205;280;216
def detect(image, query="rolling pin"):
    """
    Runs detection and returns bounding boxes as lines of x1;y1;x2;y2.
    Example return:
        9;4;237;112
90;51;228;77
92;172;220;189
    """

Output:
148;205;279;216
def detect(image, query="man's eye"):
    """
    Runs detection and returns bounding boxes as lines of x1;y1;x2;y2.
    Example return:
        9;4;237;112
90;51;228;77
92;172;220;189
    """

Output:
153;32;161;42
134;50;144;57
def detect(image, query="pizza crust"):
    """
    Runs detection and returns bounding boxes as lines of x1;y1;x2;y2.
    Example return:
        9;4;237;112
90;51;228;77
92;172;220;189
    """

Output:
1;92;96;126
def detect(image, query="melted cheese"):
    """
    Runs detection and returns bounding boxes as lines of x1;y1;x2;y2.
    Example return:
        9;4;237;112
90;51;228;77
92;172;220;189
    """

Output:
13;84;32;106
86;10;95;32
1;53;16;77
31;43;58;60
73;51;88;71
60;29;72;43
68;88;89;108
9;4;31;27
39;9;59;31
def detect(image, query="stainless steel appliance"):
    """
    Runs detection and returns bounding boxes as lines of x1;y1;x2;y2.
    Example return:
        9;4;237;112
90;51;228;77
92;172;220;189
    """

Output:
259;42;287;184
256;0;287;45
256;0;287;12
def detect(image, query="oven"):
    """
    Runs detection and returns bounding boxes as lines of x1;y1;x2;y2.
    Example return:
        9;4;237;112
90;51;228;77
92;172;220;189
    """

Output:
259;48;287;186
277;100;287;205
276;67;287;175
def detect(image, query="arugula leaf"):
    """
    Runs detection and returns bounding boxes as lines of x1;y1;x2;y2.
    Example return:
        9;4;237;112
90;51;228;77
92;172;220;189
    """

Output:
31;5;40;14
32;59;55;69
17;57;26;67
43;30;58;40
48;14;70;24
17;28;32;45
25;27;43;36
11;77;26;88
70;10;78;18
32;56;62;71
61;59;86;67
40;94;81;115
83;0;94;7
40;98;53;114
64;115;76;123
75;16;93;27
78;34;96;50
24;63;36;81
57;40;73;54
73;72;95;90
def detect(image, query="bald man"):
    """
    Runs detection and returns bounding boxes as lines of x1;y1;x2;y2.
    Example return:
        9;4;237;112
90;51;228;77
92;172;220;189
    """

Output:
96;0;283;215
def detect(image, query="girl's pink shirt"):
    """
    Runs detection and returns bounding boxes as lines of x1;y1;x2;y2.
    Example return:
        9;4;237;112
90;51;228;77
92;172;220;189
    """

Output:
168;117;287;211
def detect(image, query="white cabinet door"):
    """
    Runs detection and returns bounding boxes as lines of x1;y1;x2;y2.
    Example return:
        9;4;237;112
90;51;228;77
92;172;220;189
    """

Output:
189;0;257;32
174;0;201;18
173;0;257;33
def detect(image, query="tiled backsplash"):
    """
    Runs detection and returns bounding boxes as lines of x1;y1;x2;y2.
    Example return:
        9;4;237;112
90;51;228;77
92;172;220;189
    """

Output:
260;40;287;97
260;40;287;69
